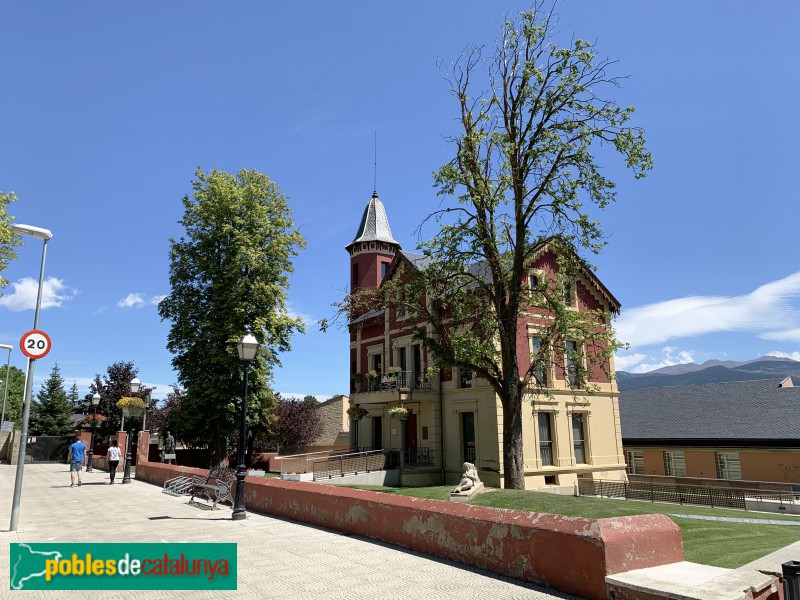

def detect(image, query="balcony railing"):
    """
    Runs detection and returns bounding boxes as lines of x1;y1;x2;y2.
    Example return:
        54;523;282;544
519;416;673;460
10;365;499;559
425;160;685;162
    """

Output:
351;370;432;394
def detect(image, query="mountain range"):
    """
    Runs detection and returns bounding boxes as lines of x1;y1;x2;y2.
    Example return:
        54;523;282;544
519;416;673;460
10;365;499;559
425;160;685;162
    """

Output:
616;357;800;390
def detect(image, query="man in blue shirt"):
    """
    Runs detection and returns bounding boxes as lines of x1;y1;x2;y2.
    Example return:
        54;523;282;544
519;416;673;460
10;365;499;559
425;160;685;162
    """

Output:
67;435;87;487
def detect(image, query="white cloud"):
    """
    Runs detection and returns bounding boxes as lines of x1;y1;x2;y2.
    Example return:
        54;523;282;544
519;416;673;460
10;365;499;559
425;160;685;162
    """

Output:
613;353;647;371
627;347;696;374
766;350;800;361
286;303;315;327
760;327;800;343
117;293;165;309
0;277;75;312
615;272;800;347
117;293;146;309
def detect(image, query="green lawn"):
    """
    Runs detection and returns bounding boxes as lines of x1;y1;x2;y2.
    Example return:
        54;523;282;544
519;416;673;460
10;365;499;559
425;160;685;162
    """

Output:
335;484;800;568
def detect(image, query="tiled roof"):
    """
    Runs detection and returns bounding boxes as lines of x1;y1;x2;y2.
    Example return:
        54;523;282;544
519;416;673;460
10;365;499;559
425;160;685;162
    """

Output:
348;192;398;247
619;378;800;442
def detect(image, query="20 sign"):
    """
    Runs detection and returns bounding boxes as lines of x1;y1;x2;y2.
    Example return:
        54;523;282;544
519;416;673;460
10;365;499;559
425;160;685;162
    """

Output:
20;330;52;360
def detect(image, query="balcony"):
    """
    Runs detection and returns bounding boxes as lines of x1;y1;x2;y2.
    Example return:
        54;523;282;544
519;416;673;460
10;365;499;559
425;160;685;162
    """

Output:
351;371;432;395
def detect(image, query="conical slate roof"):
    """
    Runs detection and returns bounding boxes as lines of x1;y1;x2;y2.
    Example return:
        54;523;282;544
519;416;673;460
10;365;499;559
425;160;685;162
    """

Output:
347;192;398;247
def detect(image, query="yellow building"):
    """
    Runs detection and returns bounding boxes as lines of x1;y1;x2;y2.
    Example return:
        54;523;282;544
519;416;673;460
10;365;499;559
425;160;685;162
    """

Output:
347;192;627;488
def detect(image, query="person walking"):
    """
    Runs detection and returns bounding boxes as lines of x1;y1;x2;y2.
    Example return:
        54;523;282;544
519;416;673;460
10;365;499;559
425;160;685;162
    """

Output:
106;440;121;484
67;435;87;487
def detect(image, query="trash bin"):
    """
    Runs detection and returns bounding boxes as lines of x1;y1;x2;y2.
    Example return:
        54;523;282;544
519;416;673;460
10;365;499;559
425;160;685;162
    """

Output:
783;561;800;600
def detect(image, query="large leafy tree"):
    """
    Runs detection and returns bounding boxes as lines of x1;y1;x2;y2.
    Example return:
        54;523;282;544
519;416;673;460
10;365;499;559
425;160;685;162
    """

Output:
1;365;26;429
30;363;74;436
0;191;22;291
353;4;651;489
266;394;322;456
159;168;305;462
80;361;154;440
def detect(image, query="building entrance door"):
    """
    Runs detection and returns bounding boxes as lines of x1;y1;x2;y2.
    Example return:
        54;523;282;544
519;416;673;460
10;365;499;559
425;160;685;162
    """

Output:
461;412;476;463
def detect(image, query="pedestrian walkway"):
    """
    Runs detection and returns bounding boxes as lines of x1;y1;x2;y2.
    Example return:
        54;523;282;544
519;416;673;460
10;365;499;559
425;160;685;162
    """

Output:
0;464;575;599
670;513;800;526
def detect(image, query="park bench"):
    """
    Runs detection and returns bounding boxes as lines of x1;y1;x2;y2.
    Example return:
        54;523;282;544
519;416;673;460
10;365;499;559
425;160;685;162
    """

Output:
188;466;236;509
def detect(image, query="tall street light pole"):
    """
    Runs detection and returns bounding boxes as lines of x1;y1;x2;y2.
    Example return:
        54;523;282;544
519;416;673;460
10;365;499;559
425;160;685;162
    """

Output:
0;343;12;433
9;223;53;532
122;377;141;484
232;333;258;521
87;393;101;472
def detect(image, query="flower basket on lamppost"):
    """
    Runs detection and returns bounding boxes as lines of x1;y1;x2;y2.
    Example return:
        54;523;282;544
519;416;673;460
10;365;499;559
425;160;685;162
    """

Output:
347;404;368;452
117;393;146;484
388;406;409;421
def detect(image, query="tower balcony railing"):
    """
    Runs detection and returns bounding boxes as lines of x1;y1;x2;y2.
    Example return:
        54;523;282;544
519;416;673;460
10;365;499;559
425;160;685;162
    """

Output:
350;370;432;395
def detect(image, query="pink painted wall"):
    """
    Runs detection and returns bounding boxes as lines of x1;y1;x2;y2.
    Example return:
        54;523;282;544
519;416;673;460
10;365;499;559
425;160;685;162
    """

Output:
136;461;684;599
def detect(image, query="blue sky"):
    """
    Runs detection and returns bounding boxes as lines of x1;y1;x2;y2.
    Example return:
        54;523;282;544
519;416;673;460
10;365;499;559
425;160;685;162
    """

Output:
1;1;798;401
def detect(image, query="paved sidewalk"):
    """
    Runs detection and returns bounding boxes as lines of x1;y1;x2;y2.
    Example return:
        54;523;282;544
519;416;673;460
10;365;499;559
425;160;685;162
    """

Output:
0;464;575;599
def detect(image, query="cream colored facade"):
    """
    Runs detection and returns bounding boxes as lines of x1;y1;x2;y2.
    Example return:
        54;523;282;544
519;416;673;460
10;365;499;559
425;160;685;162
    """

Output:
346;193;626;489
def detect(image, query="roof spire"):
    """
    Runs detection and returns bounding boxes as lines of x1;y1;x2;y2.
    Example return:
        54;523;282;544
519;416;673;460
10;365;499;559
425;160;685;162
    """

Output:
373;131;378;197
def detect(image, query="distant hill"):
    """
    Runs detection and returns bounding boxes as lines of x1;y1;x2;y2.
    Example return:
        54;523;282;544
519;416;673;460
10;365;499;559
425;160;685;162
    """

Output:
616;357;800;390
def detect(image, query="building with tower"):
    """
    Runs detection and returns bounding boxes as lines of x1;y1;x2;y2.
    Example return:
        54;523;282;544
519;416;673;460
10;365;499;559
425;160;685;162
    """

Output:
346;191;627;489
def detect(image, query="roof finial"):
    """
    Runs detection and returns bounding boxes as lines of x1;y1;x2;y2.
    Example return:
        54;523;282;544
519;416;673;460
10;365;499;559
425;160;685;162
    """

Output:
373;131;378;197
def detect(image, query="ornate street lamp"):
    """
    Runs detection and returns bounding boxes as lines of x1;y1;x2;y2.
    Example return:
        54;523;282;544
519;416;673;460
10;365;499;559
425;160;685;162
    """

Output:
121;378;143;484
86;393;101;472
9;223;53;532
232;333;259;521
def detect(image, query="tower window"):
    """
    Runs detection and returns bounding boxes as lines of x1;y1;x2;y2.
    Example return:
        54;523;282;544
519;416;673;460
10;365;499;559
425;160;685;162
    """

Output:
352;264;359;287
381;262;389;280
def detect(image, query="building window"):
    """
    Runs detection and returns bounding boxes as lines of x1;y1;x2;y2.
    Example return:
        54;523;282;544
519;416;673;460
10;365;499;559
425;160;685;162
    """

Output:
625;450;644;474
529;273;539;290
663;451;686;477
572;413;587;464
461;412;476;463
381;262;389;280
372;354;382;376
530;337;547;385
352;264;359;287
563;279;574;305
396;291;406;319
565;340;580;387
371;417;383;450
459;368;473;388
715;452;742;480
538;413;554;466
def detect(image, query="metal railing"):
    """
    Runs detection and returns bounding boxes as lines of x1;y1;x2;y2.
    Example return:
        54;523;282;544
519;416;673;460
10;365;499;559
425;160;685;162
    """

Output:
579;478;799;511
405;446;432;467
280;449;350;476
351;371;432;394
628;474;799;495
312;449;389;480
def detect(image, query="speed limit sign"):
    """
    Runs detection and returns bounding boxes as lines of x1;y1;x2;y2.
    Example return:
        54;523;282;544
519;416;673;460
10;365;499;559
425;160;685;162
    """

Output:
20;329;52;360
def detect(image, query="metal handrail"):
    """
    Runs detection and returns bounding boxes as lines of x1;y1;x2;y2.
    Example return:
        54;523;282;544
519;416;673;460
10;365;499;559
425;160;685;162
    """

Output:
280;449;350;476
312;449;388;480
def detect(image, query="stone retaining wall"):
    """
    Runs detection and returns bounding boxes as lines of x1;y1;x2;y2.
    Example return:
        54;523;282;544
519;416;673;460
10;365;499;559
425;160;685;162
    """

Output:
136;461;684;599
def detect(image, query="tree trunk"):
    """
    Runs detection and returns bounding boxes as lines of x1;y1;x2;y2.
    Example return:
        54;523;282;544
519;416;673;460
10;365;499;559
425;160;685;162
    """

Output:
502;380;526;489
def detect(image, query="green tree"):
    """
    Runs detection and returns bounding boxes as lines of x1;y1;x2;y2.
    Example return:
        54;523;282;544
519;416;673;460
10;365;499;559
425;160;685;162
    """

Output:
83;361;154;440
67;382;80;410
30;363;74;436
355;4;651;489
1;365;26;428
159;168;305;462
0;191;22;291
